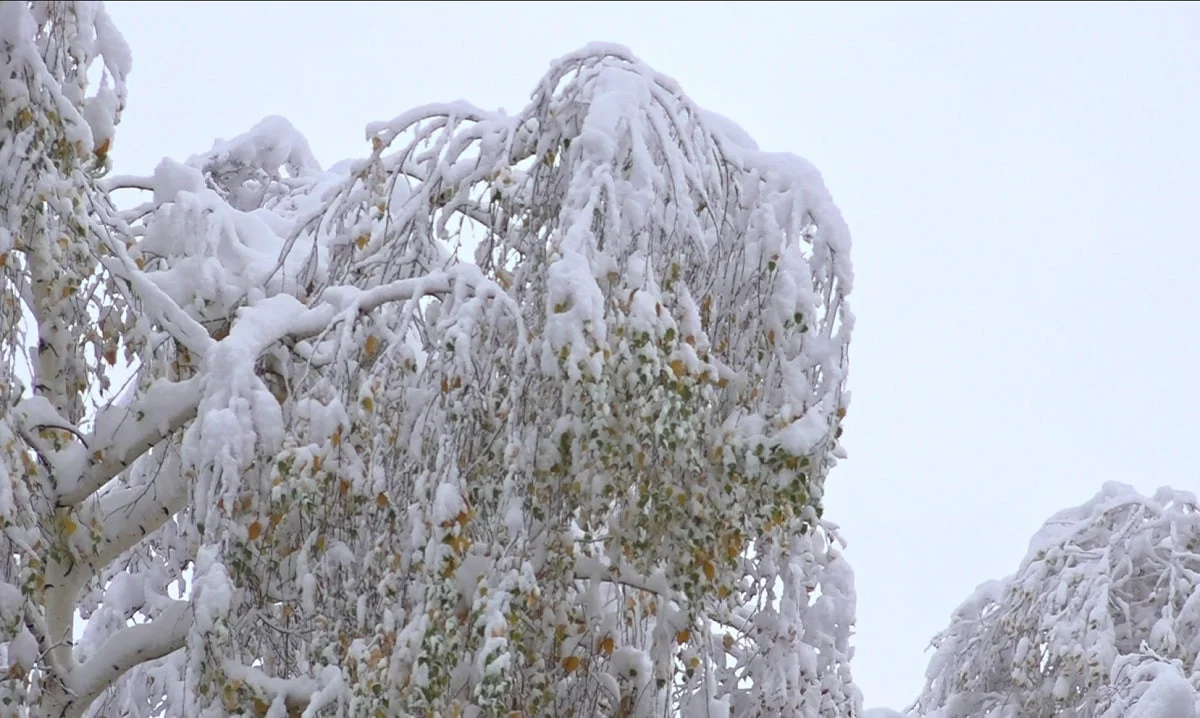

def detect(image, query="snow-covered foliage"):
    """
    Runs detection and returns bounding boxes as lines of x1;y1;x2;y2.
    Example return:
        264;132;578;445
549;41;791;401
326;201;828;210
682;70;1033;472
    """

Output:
913;482;1200;718
0;3;858;716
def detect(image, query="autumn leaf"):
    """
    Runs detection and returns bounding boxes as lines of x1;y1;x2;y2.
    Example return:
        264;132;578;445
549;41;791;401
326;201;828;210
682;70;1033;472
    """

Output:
561;655;581;674
364;334;379;358
248;520;263;541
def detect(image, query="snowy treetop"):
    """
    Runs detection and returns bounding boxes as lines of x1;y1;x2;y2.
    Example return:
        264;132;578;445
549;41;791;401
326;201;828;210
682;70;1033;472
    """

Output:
1;7;858;716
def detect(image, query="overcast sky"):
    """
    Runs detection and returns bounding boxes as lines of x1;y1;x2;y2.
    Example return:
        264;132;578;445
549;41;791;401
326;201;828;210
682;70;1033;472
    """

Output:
101;1;1200;710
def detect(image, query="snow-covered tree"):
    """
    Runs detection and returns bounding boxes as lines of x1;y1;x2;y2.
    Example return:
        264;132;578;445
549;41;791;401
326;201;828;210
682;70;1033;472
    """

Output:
0;2;859;716
913;482;1200;718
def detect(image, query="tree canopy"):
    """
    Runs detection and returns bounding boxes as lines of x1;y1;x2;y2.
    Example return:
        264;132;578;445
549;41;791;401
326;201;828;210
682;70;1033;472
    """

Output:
914;483;1200;718
0;3;858;716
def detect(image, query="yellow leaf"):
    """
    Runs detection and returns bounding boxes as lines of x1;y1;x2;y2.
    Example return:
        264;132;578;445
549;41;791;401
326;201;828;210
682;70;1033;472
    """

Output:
561;655;581;674
364;335;379;358
361;396;374;413
599;636;614;655
375;492;389;509
61;516;77;537
676;629;691;644
248;520;263;541
355;234;370;250
311;454;322;473
702;561;715;582
669;359;687;378
331;427;342;448
339;479;351;496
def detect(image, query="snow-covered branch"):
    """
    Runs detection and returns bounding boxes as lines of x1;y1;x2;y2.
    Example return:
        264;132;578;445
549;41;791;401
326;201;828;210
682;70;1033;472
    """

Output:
63;599;191;718
56;377;204;507
97;174;156;193
84;466;190;572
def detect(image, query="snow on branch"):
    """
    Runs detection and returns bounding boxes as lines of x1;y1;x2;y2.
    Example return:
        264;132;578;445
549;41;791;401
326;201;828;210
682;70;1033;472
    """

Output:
63;599;191;717
55;377;204;506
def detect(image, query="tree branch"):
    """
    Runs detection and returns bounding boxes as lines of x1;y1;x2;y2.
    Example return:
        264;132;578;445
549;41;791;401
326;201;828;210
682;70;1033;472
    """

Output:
98;174;155;193
11;395;76;483
97;255;216;358
83;456;191;572
56;376;204;506
64;599;191;718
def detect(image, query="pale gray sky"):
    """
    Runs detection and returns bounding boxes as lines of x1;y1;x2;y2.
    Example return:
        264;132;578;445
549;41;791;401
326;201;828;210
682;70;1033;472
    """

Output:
102;1;1200;710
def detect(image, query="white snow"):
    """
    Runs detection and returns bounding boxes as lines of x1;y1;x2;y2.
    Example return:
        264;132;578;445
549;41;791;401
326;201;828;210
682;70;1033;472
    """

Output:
1130;665;1197;718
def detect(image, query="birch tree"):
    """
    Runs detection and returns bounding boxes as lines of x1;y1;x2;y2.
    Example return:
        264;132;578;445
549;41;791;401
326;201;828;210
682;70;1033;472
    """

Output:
914;483;1200;718
0;2;859;715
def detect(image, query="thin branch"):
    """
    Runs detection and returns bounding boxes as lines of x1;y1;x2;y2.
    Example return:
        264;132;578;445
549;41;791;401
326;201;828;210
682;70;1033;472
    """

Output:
97;174;155;193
